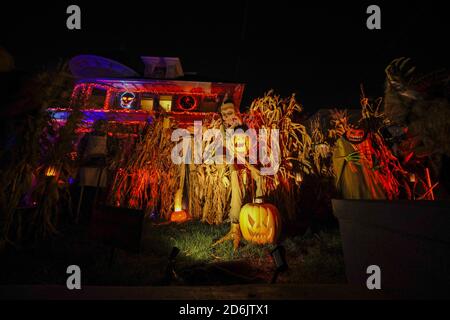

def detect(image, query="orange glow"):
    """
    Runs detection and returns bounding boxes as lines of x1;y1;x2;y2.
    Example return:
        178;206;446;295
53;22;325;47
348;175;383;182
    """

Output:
174;188;183;212
170;187;191;222
170;210;190;223
425;168;435;200
234;133;248;155
45;166;58;177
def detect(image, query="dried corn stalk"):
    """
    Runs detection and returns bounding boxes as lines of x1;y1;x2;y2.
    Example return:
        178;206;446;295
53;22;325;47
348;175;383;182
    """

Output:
109;117;181;218
245;90;313;220
309;115;334;177
187;115;231;224
328;109;349;140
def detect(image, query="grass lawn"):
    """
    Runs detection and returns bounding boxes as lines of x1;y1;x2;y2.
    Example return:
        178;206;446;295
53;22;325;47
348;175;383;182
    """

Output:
0;220;346;286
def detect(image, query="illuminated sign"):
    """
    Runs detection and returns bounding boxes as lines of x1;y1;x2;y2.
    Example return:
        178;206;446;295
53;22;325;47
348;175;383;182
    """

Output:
120;92;136;109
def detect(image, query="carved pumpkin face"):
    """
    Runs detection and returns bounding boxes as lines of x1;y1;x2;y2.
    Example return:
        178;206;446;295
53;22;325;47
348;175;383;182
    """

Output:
345;127;367;143
239;200;281;245
233;133;249;155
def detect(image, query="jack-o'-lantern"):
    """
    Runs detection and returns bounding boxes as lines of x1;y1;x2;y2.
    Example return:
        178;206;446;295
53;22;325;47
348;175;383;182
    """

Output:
345;127;367;144
233;132;249;155
239;198;281;245
170;188;191;223
170;210;191;223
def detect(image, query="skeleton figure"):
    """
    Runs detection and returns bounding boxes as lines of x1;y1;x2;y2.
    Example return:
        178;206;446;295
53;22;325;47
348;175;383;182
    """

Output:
212;99;263;250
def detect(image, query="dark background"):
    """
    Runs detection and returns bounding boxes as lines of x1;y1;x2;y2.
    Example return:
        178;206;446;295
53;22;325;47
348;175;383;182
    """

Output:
1;0;449;112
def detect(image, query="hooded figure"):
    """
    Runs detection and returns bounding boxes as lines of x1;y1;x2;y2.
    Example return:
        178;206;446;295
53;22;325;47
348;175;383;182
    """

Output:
332;122;388;200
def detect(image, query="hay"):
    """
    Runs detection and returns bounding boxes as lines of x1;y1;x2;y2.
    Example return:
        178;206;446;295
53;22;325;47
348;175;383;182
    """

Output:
109;117;181;218
187;116;231;225
245;91;313;220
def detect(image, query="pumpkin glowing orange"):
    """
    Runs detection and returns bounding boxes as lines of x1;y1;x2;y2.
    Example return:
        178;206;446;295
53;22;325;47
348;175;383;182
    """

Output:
170;210;191;223
345;128;367;143
239;199;281;245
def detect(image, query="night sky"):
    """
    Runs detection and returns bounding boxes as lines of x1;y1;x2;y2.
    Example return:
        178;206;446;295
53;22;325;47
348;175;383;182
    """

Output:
1;0;449;112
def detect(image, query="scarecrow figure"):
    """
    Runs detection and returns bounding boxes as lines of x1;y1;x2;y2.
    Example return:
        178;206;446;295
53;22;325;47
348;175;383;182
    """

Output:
332;95;402;200
213;99;263;250
332;122;387;200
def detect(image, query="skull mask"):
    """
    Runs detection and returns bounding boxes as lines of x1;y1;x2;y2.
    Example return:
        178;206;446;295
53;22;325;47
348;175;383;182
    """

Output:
220;101;242;129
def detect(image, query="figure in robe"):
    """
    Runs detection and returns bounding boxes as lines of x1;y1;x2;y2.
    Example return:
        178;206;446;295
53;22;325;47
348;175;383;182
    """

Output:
332;125;388;200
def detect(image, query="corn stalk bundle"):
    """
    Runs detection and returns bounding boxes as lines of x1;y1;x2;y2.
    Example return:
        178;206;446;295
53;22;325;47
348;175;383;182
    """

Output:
309;115;334;177
245;91;313;220
0;108;81;243
0;113;46;243
369;131;407;200
35;108;82;235
328;109;349;140
109;117;181;218
187;115;231;224
188;163;231;225
359;90;411;200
